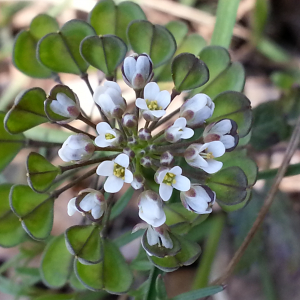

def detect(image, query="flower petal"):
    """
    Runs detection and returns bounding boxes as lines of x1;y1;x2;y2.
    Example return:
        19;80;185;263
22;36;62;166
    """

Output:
56;93;75;107
136;55;150;78
173;175;190;191
124;169;133;183
220;135;235;149
80;193;96;211
201;159;223;174
206;141;225;158
148;110;166;118
136;98;148;110
104;175;124;193
91;205;104;219
96;161;114;176
50;101;69;117
123;56;136;82
159;183;173;201
169;166;182;175
114;153;129;168
96;122;112;134
67;198;78;216
210;119;232;135
104;81;122;93
144;82;160;100
94;135;115;148
180;127;194;139
173;117;186;129
155;90;171;109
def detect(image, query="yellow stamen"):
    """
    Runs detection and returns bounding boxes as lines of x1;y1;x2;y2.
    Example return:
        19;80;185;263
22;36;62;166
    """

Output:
201;152;214;159
146;99;162;111
163;172;176;185
113;163;125;180
105;133;115;140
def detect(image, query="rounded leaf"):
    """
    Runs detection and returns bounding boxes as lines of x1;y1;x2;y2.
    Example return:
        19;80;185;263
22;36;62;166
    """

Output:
65;225;103;265
171;53;209;91
80;35;127;76
4;87;47;134
127;20;176;68
37;20;96;75
9;185;54;240
41;234;73;288
207;91;252;137
74;239;133;293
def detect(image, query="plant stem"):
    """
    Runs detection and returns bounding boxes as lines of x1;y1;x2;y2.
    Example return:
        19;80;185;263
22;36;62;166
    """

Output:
152;108;180;130
60;123;96;140
155;139;200;152
211;113;300;286
257;162;300;180
101;194;114;238
94;146;122;152
78;114;97;130
26;139;62;148
117;118;127;142
59;154;118;173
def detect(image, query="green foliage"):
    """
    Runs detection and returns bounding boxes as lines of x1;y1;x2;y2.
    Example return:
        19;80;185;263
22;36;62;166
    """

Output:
65;225;103;265
27;152;60;193
40;234;73;288
10;185;54;240
170;286;224;300
127;20;177;68
74;239;133;293
4;87;47;134
80;35;127;77
110;187;134;220
13;14;59;78
38;20;96;75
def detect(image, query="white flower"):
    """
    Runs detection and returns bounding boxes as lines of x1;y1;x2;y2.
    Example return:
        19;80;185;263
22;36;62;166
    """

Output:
67;189;106;220
138;190;166;227
164;117;194;143
155;166;190;201
184;141;225;174
180;184;216;214
94;122;121;148
203;119;239;151
122;53;153;90
180;93;214;126
136;82;170;121
58;134;95;163
146;225;173;249
96;153;133;193
49;93;80;123
93;81;126;119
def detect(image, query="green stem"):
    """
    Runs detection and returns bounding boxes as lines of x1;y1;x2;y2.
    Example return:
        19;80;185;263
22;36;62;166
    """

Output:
101;194;114;238
155;138;200;152
210;0;241;48
257;163;300;180
144;267;163;300
192;214;225;289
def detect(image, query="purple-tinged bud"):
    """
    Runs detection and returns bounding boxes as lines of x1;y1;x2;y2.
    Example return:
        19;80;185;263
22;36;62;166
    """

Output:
164;117;194;143
128;136;138;146
122;113;137;128
123;147;135;159
131;174;145;190
160;151;174;166
138;128;152;141
140;156;152;168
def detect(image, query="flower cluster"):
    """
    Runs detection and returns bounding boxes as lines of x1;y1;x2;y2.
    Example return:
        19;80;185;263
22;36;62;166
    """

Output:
53;53;239;255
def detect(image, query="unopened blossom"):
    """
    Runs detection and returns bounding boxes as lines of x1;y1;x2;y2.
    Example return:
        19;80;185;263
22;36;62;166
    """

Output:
180;184;216;214
122;113;137;129
122;53;153;90
131;174;145;190
138;190;166;227
67;189;106;220
58;134;95;163
136;82;170;121
180;93;214;126
138;128;151;141
95;122;121;148
184;141;225;174
93;81;126;119
165;117;194;143
155;166;190;201
96;153;133;193
160;151;174;166
203;119;239;151
146;225;173;249
49;92;80;122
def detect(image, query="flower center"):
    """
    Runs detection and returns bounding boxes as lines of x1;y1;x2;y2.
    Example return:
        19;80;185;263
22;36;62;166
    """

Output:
201;151;214;160
163;172;176;186
105;133;115;140
113;163;125;180
146;99;162;111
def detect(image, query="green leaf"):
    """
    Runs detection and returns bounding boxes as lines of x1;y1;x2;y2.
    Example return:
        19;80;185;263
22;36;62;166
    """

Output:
74;239;133;293
0;112;25;172
40;234;73;288
207;166;248;206
0;184;26;247
110;187;134;220
80;35;127;76
88;0;146;45
69;271;86;291
9;185;54;240
207;91;252;138
165;21;188;46
127;20;176;68
130;245;152;271
27;152;60;193
65;225;103;265
38;20;96;75
4;87;47;134
149;235;201;272
156;274;168;300
13;14;59;78
251;0;269;42
34;295;75;300
171;53;209;92
170;285;224;300
114;229;144;248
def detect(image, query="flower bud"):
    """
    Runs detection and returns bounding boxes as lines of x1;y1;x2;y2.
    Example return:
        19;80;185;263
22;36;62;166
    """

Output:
160;151;174;166
180;185;215;214
203;119;239;152
131;174;145;190
138;128;152;141
164;117;194;143
95;122;121;148
58;134;95;163
49;92;80;122
180;93;214;126
128;136;138;146
122;113;137;129
93;81;126;119
140;156;152;168
146;224;173;249
138;190;166;227
122;53;154;90
123;147;135;159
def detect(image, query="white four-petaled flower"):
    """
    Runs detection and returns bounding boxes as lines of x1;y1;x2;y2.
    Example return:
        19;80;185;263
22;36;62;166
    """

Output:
155;166;190;201
165;117;194;143
58;134;95;163
180;93;214;126
184;141;225;174
95;122;121;148
97;153;133;193
136;82;170;121
146;225;173;250
138;190;166;227
180;184;216;214
93;81;126;119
